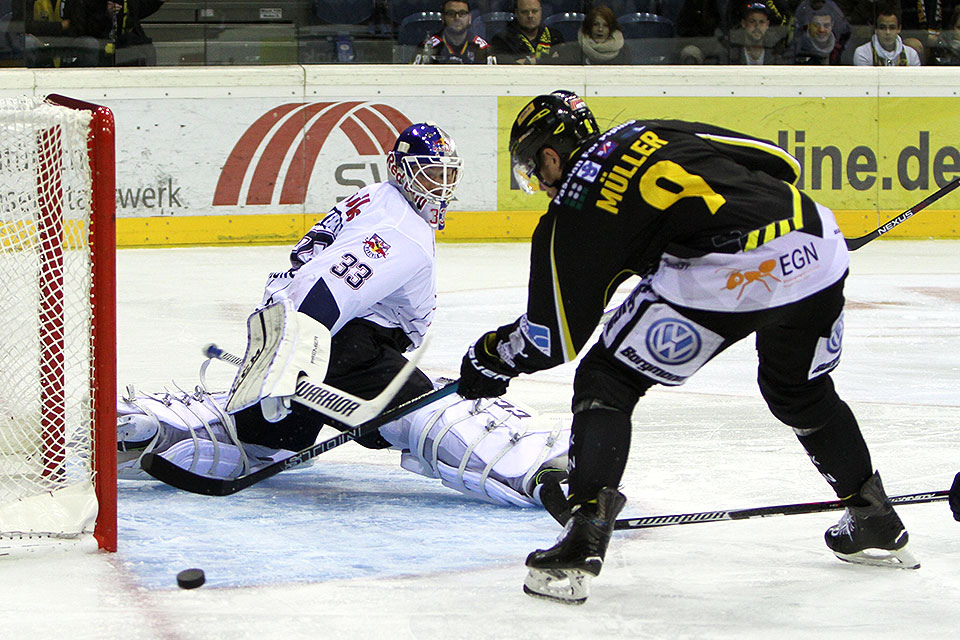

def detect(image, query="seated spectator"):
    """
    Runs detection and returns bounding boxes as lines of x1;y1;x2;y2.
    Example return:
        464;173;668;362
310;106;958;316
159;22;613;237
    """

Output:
789;6;845;63
576;4;631;64
490;0;564;64
723;0;791;31
929;5;960;64
414;0;493;63
726;2;787;63
21;0;111;67
900;0;959;49
108;0;164;66
793;0;850;46
853;4;922;65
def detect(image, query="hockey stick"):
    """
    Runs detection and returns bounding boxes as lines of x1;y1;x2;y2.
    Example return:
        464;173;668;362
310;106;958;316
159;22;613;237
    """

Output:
613;489;947;530
206;341;425;428
844;177;960;250
141;379;461;496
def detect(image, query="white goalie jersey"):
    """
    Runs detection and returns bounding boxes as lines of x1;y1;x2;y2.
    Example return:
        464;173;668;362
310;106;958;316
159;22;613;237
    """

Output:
118;385;569;508
262;182;437;349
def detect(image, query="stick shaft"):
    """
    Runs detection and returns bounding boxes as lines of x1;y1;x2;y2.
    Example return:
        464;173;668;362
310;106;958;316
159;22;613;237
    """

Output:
845;178;960;250
141;380;459;495
614;490;947;530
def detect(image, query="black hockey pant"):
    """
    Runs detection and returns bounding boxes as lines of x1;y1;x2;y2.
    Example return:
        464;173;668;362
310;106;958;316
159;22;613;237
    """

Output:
567;275;873;504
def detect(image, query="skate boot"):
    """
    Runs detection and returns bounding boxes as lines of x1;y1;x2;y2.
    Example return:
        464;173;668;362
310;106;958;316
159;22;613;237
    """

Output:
824;471;918;569
523;487;627;605
949;472;960;522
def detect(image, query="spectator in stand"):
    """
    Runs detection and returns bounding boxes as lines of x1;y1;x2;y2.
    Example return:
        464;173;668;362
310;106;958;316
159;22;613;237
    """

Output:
576;4;631;64
929;5;960;63
789;5;846;63
853;4;922;65
900;0;959;50
107;0;164;66
726;2;787;63
414;0;494;63
19;0;111;67
793;0;850;51
490;0;564;64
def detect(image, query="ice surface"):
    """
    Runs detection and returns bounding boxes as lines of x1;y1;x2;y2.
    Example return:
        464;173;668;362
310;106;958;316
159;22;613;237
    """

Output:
2;240;959;639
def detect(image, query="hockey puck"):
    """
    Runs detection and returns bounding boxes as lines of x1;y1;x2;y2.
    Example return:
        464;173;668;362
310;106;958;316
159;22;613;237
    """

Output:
176;568;205;589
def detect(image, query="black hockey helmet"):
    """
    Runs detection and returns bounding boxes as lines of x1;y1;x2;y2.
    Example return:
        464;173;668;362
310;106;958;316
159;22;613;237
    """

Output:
509;90;598;193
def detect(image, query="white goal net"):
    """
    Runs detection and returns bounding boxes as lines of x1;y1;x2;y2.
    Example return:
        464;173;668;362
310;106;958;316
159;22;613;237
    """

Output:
0;96;116;555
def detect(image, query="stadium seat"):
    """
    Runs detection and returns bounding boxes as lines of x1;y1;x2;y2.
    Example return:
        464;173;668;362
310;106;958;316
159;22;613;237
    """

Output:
543;12;585;42
474;11;514;41
397;11;443;46
656;0;684;23
389;0;441;25
606;0;656;17
479;0;515;13
315;0;375;25
545;0;585;13
618;12;675;39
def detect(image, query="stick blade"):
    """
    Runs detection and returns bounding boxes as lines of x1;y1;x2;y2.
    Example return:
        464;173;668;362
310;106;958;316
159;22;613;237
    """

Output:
141;452;245;496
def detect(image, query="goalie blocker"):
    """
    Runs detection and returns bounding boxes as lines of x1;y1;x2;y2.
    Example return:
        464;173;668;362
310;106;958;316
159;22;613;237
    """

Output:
224;300;423;428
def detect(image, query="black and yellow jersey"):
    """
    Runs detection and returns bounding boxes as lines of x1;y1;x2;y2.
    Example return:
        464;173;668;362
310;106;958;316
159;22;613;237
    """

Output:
490;119;847;375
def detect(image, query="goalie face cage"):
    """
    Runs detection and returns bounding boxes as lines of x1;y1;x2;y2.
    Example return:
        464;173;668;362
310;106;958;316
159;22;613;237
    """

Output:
0;95;117;555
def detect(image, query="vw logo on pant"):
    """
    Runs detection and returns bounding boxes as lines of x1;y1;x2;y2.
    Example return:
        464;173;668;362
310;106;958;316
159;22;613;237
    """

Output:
646;318;702;365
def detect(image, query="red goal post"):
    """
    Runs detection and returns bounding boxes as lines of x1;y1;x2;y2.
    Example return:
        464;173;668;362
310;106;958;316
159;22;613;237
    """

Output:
0;95;116;554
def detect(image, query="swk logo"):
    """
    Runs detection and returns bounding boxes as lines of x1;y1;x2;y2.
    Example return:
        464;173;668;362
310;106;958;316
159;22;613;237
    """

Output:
214;102;413;206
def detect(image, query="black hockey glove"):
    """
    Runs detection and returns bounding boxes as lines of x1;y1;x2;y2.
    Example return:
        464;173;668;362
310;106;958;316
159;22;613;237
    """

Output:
949;472;960;522
459;332;515;399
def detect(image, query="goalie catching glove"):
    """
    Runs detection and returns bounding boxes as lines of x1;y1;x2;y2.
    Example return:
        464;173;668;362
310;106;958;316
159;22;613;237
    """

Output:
460;331;517;399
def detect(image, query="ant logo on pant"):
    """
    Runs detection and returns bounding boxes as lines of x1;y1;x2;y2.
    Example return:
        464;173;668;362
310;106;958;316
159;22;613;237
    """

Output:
213;102;413;206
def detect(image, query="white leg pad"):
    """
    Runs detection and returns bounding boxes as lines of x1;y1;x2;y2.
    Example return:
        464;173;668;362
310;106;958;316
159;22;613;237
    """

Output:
380;393;570;507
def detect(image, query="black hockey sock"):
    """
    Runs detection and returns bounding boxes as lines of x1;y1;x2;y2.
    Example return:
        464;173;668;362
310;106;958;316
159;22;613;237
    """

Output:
568;408;632;506
795;400;873;500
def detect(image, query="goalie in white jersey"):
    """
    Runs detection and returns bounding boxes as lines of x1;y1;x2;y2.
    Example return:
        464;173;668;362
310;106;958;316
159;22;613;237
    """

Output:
117;122;568;508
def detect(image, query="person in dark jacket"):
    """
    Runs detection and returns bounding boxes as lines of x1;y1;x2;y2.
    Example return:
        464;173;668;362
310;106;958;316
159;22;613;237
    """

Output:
490;0;563;64
106;0;164;66
18;0;110;67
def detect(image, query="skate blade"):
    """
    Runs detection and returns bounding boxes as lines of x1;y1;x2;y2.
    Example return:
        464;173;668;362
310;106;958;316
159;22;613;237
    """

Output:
832;546;920;570
523;568;591;605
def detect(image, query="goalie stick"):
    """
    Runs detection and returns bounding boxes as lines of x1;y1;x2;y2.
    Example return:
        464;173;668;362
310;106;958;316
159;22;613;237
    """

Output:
141;379;461;496
613;489;947;530
844;177;960;251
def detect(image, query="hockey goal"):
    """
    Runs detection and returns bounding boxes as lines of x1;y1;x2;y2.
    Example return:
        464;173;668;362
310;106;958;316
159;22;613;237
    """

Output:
0;95;116;554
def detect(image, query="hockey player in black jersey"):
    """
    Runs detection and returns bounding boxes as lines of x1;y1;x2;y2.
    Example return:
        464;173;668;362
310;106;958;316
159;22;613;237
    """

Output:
458;90;917;604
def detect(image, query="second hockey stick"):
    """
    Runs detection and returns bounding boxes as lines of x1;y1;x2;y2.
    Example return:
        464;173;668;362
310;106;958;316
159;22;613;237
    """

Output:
614;489;947;530
141;379;461;496
844;177;960;250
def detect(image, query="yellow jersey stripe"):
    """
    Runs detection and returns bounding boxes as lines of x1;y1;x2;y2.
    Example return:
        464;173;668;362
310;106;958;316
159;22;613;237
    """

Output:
696;132;802;184
549;219;577;362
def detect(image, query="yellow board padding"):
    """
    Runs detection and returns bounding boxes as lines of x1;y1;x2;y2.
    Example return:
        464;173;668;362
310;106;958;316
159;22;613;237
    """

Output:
115;209;959;249
116;211;546;248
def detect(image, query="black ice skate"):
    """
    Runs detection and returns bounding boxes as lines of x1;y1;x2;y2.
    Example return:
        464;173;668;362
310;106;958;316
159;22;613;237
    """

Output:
824;471;919;569
523;487;626;605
